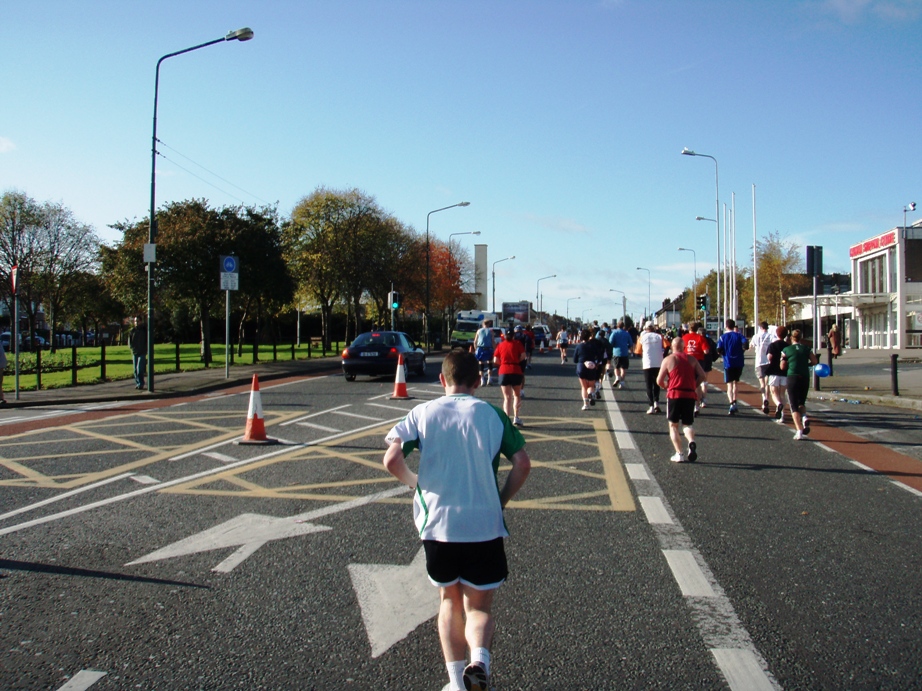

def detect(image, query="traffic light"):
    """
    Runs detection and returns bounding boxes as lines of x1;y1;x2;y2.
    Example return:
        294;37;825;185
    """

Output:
389;291;401;310
696;294;708;311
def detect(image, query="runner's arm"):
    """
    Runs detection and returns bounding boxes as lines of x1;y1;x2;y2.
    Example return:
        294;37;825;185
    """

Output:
383;441;418;489
499;449;531;508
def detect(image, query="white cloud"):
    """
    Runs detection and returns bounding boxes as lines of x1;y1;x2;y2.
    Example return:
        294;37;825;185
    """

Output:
521;213;590;234
819;0;922;23
0;137;15;153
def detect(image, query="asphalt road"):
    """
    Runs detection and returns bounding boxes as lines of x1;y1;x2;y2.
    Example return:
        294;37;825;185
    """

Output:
1;353;920;690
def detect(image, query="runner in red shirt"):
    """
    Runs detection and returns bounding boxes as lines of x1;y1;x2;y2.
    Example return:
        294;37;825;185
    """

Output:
682;322;710;412
656;337;707;463
493;328;527;427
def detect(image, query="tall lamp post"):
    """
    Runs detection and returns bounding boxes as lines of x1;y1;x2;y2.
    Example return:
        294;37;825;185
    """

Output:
491;256;515;314
609;289;626;324
535;274;556;322
636;267;651;320
148;27;254;393
447;231;480;339
566;296;581;328
682;148;721;329
425;202;470;352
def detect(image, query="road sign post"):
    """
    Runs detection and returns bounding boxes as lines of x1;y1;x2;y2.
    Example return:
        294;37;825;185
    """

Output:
220;256;239;379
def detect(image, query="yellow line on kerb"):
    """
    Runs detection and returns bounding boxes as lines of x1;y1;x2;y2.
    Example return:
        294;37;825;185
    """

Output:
592;417;635;511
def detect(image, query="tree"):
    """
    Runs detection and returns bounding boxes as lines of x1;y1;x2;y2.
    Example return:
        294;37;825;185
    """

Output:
755;231;802;324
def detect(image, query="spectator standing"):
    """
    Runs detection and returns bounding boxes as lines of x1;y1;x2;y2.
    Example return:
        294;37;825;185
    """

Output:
781;329;817;440
827;323;841;367
382;351;531;691
716;319;748;415
656;337;707;462
128;316;148;390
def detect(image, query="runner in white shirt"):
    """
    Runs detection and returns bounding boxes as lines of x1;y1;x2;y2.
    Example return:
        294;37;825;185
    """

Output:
639;321;665;414
749;321;774;414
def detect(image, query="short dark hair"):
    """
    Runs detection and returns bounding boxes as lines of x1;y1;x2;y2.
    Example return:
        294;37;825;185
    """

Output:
726;319;736;329
760;321;769;330
442;350;481;387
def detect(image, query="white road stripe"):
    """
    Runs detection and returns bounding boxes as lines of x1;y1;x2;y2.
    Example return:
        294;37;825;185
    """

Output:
296;421;341;433
848;459;875;472
603;396;635;449
366;403;413;412
280;405;351;427
0;472;136;522
663;550;716;597
203;451;239;463
130;475;160;485
624;463;650;481
332;410;383;421
55;669;107;691
893;481;922;498
637;496;673;524
711;649;777;691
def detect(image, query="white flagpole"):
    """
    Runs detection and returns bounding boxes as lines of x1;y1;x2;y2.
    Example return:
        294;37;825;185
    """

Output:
752;184;758;325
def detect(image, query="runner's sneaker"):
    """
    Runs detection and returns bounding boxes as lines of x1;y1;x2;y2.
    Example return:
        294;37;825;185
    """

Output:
646;406;655;415
687;441;697;462
699;400;707;408
775;404;783;420
670;452;687;463
762;399;770;414
653;403;661;414
513;417;524;428
462;663;490;691
581;403;590;411
802;415;810;435
520;390;525;399
694;403;700;417
793;430;804;440
618;380;624;389
728;403;738;415
589;396;595;406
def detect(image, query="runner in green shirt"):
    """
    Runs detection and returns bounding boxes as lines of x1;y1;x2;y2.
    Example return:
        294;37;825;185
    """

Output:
781;329;817;440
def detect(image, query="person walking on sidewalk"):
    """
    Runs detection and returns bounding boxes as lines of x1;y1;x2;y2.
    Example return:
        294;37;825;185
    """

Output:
750;321;773;414
639;321;664;414
382;350;531;691
716;319;748;415
781;329;817;440
657;336;707;463
128;316;148;390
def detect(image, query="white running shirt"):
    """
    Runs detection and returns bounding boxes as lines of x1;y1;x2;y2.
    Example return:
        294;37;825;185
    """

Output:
385;394;525;542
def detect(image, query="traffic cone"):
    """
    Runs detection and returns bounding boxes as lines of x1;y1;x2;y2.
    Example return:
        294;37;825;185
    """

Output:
237;374;279;445
390;354;412;400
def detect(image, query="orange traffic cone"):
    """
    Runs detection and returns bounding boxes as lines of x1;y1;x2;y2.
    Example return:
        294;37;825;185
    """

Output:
237;374;279;445
390;354;412;400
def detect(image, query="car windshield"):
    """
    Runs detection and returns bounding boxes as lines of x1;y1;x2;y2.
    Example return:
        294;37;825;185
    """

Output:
352;332;397;347
455;320;481;331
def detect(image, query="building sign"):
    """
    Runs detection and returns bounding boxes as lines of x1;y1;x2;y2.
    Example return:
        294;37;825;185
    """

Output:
850;230;897;259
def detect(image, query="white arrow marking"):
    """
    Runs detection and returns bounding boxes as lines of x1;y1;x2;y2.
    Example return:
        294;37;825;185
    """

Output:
126;485;410;572
55;669;107;691
348;546;439;658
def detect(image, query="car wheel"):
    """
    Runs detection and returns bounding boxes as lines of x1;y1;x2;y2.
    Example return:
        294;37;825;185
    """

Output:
415;357;427;376
344;373;356;382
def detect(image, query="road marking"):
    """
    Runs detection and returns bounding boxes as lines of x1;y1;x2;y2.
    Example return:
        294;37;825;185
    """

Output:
128;485;410;572
603;395;635;449
296;421;341;433
332;410;384;421
348;546;439;658
637;496;673;524
0;472;136;521
609;395;780;690
894;482;922;498
366;402;413;413
624;463;649;480
203;451;239;463
131;475;160;485
711;649;776;691
55;670;107;691
280;405;351;427
663;550;716;597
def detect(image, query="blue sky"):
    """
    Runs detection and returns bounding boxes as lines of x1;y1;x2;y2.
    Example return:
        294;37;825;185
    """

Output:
3;0;920;323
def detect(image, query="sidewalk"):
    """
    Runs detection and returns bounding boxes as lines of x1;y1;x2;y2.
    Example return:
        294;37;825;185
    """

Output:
1;354;345;409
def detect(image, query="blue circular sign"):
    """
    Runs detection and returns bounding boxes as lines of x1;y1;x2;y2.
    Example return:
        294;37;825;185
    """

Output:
222;256;238;273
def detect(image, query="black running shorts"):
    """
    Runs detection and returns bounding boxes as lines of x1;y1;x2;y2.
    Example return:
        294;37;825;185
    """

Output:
423;538;508;589
666;398;696;426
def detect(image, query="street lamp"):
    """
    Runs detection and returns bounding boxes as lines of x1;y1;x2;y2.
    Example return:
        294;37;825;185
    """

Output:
148;27;254;393
682;148;721;328
535;274;556;322
566;296;581;327
677;247;697;298
425;202;470;351
636;267;651;320
609;289;626;324
491;256;515;313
